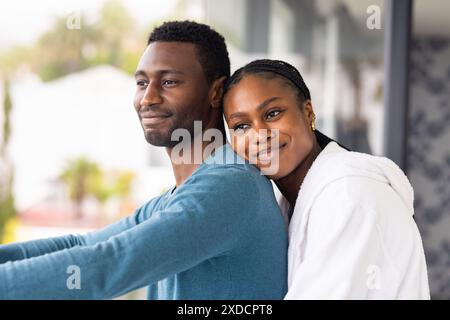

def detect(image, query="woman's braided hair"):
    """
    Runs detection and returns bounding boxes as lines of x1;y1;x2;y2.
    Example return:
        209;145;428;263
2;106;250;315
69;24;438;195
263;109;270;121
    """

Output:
223;59;311;106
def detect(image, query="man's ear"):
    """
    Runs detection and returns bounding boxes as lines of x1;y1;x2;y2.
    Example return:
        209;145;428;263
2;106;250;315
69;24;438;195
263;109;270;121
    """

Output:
209;76;227;109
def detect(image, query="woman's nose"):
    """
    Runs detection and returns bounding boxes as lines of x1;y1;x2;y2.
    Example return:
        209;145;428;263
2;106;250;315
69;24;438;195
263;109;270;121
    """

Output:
251;124;277;146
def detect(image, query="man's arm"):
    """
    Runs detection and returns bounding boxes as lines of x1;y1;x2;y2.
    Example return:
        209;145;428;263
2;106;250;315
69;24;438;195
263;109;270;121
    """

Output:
0;166;256;299
0;198;158;264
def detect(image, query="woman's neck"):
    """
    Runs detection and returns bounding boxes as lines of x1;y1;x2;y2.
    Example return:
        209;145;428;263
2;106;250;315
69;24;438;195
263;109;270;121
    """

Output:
275;139;322;208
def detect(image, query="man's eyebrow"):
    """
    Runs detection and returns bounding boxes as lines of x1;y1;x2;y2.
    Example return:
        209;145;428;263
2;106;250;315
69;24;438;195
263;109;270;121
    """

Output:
134;70;147;78
134;69;184;78
228;97;281;121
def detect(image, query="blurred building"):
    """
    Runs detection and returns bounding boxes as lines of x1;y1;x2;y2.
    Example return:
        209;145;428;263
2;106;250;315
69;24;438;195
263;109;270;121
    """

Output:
5;65;173;235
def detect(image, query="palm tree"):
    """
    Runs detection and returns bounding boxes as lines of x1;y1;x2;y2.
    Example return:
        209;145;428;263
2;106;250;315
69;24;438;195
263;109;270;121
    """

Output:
59;157;135;221
90;169;135;223
59;157;100;219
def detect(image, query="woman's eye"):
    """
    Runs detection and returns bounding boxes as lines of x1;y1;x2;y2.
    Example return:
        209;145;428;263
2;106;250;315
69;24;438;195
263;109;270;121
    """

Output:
266;110;281;119
233;123;250;133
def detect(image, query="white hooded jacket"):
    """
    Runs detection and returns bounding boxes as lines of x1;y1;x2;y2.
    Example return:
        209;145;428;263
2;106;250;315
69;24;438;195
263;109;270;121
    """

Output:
281;141;430;299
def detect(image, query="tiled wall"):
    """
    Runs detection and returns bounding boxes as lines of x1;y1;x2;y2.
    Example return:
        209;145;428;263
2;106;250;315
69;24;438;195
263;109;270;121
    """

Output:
408;37;450;299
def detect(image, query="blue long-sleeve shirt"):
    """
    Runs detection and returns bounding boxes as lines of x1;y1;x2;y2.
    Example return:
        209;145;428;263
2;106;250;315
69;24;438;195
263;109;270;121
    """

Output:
0;144;287;299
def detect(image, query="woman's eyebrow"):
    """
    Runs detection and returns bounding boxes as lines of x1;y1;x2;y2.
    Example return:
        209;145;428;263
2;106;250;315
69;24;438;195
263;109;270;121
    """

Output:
228;97;281;121
228;112;247;121
256;97;280;111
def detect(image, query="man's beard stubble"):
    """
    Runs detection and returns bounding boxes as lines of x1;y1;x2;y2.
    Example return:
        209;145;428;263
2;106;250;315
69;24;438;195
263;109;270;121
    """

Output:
142;116;197;148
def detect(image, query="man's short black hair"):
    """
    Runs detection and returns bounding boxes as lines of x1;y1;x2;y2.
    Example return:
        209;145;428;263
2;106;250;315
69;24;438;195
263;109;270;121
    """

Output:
148;20;230;84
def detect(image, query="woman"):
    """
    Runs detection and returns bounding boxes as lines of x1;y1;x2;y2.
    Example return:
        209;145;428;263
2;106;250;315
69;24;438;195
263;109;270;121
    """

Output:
222;59;430;299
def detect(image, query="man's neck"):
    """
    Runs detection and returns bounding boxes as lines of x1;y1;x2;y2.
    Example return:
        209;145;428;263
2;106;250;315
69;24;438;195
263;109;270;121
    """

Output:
167;128;226;187
169;161;201;188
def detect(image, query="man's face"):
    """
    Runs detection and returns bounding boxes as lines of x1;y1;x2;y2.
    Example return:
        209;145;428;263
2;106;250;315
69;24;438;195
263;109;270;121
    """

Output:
133;42;212;147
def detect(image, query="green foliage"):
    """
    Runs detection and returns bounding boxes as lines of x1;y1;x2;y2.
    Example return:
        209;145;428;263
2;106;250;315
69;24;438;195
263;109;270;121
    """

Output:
0;0;144;235
0;0;147;82
0;46;32;78
120;50;144;75
0;188;16;241
60;157;100;200
0;79;16;241
2;80;12;148
59;156;134;219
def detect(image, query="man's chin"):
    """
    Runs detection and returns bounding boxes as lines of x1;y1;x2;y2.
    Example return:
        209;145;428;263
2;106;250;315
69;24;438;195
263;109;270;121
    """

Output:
144;131;172;147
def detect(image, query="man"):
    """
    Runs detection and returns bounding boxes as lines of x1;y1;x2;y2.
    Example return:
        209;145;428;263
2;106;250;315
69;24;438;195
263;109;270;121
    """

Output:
0;21;287;299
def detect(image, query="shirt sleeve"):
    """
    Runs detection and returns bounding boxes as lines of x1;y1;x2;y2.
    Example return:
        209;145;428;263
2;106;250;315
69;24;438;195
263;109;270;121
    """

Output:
284;180;392;299
0;198;158;264
0;166;257;299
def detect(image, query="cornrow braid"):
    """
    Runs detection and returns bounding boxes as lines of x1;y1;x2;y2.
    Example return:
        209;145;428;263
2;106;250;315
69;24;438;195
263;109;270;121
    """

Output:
224;59;311;102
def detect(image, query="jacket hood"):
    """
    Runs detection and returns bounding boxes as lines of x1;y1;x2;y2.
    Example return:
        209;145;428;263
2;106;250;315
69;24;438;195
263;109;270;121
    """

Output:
305;142;415;216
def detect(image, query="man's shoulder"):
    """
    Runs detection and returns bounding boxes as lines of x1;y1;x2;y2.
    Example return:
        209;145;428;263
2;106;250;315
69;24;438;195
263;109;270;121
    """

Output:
201;143;262;176
193;162;265;190
135;191;169;217
171;144;273;204
200;161;260;175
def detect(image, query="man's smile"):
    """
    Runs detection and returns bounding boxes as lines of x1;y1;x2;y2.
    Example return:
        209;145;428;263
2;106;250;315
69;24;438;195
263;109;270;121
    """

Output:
140;111;172;127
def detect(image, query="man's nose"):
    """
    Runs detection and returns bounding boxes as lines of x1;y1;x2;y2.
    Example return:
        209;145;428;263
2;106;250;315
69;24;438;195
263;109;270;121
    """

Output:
140;81;163;108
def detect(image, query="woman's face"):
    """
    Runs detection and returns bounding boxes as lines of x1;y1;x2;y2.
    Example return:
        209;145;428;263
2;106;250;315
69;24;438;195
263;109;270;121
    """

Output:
223;74;316;180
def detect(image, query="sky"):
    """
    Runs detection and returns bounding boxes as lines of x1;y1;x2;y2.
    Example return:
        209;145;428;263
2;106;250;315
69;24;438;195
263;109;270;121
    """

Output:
0;0;178;50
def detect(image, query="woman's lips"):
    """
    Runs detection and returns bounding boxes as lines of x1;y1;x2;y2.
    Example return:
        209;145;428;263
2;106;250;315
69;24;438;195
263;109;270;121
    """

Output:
255;143;287;160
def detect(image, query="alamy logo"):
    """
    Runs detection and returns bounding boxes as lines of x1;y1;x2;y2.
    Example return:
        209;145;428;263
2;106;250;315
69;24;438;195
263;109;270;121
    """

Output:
366;5;382;30
66;11;81;30
66;265;81;290
169;121;281;175
366;265;381;290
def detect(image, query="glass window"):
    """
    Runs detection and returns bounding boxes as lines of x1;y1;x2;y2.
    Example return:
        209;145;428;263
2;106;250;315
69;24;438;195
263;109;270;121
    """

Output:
208;0;386;155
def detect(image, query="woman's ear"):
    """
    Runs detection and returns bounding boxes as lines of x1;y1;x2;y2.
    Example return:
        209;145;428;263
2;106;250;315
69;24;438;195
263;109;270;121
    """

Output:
302;100;316;128
209;76;227;109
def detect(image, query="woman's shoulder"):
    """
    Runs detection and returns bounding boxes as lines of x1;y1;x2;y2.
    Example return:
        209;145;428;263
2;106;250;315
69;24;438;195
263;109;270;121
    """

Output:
300;142;414;216
312;143;410;194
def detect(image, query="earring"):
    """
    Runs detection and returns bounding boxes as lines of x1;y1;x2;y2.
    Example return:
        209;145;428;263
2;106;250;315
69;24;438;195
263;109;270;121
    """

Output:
311;114;316;131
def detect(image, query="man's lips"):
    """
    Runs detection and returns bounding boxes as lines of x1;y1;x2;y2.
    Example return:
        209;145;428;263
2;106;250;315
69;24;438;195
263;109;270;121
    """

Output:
140;111;172;126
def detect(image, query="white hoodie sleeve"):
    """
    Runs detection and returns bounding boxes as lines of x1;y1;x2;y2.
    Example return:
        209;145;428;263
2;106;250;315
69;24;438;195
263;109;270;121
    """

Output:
285;179;401;299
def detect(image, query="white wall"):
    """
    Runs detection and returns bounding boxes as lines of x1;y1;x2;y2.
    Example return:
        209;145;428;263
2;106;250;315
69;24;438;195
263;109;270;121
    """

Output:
8;65;173;212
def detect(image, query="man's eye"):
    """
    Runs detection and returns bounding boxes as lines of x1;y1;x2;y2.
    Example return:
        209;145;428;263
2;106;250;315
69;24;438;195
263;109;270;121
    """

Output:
136;80;148;88
162;79;179;86
266;110;281;119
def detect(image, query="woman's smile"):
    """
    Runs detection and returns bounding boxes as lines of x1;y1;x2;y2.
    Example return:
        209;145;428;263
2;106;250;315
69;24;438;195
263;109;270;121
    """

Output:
224;73;315;180
254;142;288;162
